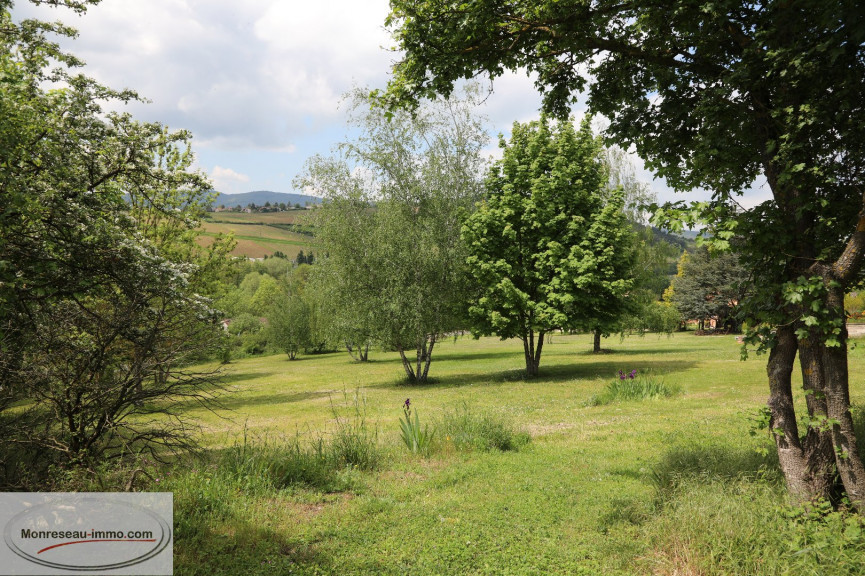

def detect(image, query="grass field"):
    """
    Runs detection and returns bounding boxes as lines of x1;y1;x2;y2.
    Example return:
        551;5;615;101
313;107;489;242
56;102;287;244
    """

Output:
207;211;308;225
198;211;316;259
163;332;865;575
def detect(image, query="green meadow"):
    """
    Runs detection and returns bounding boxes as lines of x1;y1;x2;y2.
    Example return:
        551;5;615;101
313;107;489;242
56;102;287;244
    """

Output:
198;211;316;259
165;332;865;575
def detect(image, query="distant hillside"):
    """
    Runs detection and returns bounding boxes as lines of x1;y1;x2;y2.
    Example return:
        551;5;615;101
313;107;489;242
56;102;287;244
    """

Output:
650;226;698;252
211;190;322;209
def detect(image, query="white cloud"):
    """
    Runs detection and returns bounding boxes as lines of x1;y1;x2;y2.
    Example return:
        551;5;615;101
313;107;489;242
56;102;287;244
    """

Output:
14;0;394;153
210;165;250;194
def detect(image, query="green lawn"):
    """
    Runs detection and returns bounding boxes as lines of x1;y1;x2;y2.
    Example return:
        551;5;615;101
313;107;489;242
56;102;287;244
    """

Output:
166;332;865;576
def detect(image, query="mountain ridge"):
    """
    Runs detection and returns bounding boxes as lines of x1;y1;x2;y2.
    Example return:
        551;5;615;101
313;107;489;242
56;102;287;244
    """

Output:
210;190;322;208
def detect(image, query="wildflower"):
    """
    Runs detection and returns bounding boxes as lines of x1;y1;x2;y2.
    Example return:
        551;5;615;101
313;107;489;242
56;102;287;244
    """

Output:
629;370;637;380
618;370;626;380
404;398;411;410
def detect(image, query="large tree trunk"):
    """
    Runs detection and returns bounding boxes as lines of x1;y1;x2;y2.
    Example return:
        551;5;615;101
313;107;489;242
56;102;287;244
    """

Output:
821;285;865;508
796;330;839;501
767;324;820;501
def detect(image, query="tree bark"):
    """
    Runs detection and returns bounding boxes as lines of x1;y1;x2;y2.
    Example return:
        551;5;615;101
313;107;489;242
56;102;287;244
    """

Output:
593;329;602;353
398;335;435;383
421;334;436;381
397;346;416;381
767;324;817;501
345;341;359;361
820;288;865;508
796;331;838;501
345;341;370;362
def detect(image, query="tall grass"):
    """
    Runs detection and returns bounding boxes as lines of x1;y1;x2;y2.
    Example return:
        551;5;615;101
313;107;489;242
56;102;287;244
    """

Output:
436;404;530;452
585;371;681;406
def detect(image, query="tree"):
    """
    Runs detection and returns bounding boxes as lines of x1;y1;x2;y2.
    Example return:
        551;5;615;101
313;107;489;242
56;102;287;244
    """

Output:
385;0;865;506
300;87;486;381
667;248;749;332
463;117;632;375
1;1;226;483
267;273;312;361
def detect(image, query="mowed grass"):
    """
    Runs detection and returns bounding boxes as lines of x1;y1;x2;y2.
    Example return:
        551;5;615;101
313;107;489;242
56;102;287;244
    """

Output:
166;333;865;575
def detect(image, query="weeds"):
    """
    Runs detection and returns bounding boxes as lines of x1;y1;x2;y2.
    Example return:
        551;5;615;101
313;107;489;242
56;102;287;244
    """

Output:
330;392;380;469
585;370;681;406
436;404;530;452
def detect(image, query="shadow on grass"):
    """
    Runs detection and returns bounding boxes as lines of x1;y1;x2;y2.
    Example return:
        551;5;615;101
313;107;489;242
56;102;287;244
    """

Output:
365;358;698;390
174;490;334;575
176;389;336;413
430;349;527;363
217;370;279;385
574;347;702;357
651;439;782;500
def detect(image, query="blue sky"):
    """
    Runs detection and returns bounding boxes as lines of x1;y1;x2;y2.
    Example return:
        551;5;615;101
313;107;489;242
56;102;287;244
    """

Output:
14;0;770;208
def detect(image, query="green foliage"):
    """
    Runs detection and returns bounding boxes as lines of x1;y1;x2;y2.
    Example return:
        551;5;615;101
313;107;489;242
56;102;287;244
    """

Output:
399;399;434;455
436;404;530;452
249;275;282;316
621;298;682;336
585;370;681;406
781;275;845;347
267;288;311;360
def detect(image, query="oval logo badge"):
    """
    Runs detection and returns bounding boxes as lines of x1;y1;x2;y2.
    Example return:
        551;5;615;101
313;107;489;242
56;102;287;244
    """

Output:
3;495;172;571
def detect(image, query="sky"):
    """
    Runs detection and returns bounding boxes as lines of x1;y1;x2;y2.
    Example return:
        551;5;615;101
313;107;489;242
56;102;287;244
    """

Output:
14;0;770;207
